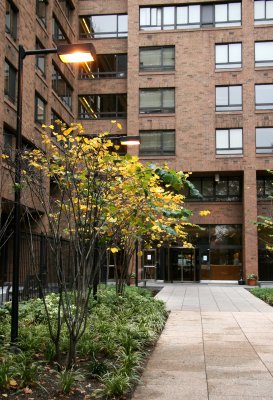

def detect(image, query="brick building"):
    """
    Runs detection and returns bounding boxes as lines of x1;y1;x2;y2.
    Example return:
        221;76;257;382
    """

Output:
2;0;273;283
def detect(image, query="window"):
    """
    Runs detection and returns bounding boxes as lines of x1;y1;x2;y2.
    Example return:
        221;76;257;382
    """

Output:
215;43;242;69
256;127;273;153
139;88;175;114
79;14;128;39
216;85;242;111
79;54;127;79
52;64;72;109
255;84;273;109
257;176;273;199
4;60;16;103
52;16;68;43
255;42;273;67
139;47;175;71
5;0;17;40
58;0;74;22
139;130;175;156
216;128;243;155
35;94;46;124
254;0;273;24
139;3;241;31
187;176;242;201
51;110;66;134
78;94;127;119
36;39;46;76
36;0;47;26
3;127;15;159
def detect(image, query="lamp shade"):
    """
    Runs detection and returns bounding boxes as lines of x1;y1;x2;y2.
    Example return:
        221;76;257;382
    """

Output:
57;43;96;63
120;136;141;146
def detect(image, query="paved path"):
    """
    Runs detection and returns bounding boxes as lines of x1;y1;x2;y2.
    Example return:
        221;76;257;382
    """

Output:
132;284;273;400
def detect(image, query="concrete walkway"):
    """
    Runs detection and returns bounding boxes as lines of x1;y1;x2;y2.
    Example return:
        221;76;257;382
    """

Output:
132;284;273;400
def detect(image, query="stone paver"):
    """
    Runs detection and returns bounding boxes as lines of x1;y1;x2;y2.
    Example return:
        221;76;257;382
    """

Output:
132;284;273;400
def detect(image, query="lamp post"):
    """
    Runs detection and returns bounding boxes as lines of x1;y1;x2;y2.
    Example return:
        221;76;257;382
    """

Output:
11;43;96;344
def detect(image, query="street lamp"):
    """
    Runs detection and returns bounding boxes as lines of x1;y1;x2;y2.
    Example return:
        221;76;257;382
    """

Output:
11;43;96;344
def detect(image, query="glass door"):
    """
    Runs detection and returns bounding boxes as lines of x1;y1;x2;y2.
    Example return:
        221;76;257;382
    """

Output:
169;248;196;281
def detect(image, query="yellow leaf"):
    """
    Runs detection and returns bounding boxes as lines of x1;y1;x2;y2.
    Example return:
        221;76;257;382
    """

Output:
199;210;210;217
110;247;119;253
137;251;143;256
2;394;8;397
117;122;122;130
111;120;117;123
9;378;18;387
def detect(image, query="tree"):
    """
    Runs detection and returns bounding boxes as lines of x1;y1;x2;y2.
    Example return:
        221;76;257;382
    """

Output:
2;122;199;367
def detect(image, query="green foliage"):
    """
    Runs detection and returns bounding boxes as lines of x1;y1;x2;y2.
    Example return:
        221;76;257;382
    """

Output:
57;368;84;394
95;370;131;399
250;288;273;306
0;286;167;397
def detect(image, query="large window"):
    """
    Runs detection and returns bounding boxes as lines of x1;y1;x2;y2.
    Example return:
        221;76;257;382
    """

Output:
255;84;273;109
254;0;273;24
36;0;47;26
256;127;273;153
215;43;242;69
257;176;273;199
216;85;242;111
140;46;175;71
52;64;72;109
52;16;68;43
35;93;46;124
36;39;46;76
4;60;16;103
140;88;175;114
79;14;128;39
216;128;243;155
139;130;175;156
140;3;241;31
187;176;242;201
79;54;127;79
3;127;15;159
5;0;17;40
59;0;74;22
255;42;273;67
78;94;127;119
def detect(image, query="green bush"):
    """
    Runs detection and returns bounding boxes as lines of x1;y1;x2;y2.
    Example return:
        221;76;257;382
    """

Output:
250;288;273;305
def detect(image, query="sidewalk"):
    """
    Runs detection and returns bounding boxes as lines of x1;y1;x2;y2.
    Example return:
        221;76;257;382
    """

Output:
132;284;273;400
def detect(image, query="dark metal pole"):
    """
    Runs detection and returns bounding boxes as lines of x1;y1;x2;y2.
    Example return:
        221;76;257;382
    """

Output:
11;45;25;343
135;240;138;287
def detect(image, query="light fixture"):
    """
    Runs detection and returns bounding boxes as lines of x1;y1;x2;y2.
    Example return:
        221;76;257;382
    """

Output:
215;173;220;183
57;43;96;63
120;136;141;146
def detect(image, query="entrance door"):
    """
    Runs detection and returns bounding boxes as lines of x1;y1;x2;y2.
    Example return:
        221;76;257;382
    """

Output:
169;248;196;282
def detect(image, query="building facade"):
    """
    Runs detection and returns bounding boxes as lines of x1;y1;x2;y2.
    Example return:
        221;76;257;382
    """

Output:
1;0;273;283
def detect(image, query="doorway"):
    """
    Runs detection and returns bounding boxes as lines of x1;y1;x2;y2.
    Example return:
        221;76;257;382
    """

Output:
168;247;196;282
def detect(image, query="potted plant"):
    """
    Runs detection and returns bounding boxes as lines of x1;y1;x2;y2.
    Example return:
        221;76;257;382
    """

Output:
128;272;136;286
247;273;258;286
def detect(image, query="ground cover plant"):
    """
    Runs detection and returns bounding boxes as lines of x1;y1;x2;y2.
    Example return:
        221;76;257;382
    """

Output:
0;286;167;399
250;288;273;306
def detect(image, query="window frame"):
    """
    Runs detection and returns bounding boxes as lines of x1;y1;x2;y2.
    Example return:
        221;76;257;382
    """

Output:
139;46;175;72
5;0;18;40
78;54;127;79
216;128;243;155
139;3;242;31
52;63;73;109
78;94;127;119
139;88;175;114
215;85;243;112
139;130;176;156
187;176;242;202
35;93;47;125
36;39;46;76
215;43;242;69
254;0;273;25
255;41;273;67
36;0;48;27
256;127;273;153
255;84;273;110
52;15;68;43
4;59;17;103
257;176;273;199
79;14;128;39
